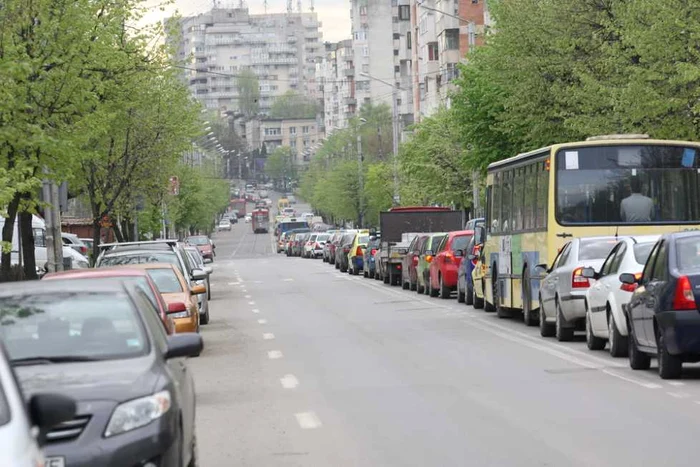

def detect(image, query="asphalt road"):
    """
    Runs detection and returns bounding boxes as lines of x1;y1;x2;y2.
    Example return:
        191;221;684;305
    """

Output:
191;196;700;467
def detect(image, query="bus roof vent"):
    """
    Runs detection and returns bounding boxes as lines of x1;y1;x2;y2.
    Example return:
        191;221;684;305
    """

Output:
585;134;650;141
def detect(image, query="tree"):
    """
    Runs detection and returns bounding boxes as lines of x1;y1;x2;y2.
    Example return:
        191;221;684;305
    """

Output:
237;69;260;117
269;91;318;119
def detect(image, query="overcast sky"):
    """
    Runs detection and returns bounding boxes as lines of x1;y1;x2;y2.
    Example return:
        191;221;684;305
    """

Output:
141;0;350;42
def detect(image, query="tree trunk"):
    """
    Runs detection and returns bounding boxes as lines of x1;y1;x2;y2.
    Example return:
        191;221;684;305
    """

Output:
19;209;37;280
113;224;124;243
0;193;21;282
92;219;102;261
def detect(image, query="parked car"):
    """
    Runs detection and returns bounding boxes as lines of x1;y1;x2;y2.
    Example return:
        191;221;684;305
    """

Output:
61;232;89;257
0;279;202;467
363;236;381;278
537;236;618;340
402;234;428;291
623;232;700;379
310;233;330;258
288;195;296;204
0;339;76;467
335;233;356;273
428;230;473;298
416;233;447;294
347;232;370;275
43;267;177;335
581;235;659;356
245;214;252;223
457;235;483;305
326;231;346;265
185;235;215;262
471;253;487;309
218;219;232;231
184;246;212;322
303;233;319;258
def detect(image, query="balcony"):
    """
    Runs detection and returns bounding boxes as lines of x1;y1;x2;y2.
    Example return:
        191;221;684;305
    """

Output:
344;68;355;77
343;97;357;105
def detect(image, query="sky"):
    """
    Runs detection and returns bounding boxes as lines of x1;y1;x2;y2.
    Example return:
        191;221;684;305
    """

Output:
141;0;351;42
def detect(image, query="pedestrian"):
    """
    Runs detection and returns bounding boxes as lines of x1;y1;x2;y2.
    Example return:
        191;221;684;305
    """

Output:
620;177;653;222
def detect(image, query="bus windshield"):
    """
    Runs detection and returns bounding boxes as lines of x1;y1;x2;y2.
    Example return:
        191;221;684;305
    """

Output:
556;145;700;224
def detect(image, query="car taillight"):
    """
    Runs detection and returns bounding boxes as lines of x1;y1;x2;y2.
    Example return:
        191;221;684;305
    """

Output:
445;252;455;263
620;272;642;293
397;264;402;270
572;267;590;288
80;246;88;254
412;255;418;267
343;247;349;253
355;246;363;256
426;255;433;263
673;275;697;311
371;249;377;256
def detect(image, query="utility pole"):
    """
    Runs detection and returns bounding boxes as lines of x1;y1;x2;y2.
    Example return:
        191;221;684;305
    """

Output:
357;132;364;228
391;87;400;206
42;176;64;272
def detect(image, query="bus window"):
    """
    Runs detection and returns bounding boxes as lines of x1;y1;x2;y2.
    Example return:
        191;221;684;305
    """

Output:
501;170;512;232
536;161;548;229
524;164;537;229
513;167;524;231
491;173;501;233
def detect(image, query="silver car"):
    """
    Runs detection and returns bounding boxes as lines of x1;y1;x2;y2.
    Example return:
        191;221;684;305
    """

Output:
538;236;619;341
0;342;75;467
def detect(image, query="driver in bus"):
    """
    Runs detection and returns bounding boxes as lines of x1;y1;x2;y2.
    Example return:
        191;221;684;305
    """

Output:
620;177;653;222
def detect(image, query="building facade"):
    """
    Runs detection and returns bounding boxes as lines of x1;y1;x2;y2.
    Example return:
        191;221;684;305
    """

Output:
245;117;320;164
170;7;323;114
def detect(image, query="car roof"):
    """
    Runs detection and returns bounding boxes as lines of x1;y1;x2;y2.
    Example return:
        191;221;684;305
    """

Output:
102;248;177;257
43;267;149;280
664;231;700;240
0;279;127;296
116;262;179;271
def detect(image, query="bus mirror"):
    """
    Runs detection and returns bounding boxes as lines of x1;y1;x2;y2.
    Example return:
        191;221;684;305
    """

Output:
474;226;486;245
468;253;478;261
535;263;549;275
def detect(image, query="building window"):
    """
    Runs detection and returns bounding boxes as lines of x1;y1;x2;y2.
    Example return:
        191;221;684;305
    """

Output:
393;33;400;40
428;42;439;61
443;28;459;50
399;5;410;20
362;64;369;73
394;49;399;56
407;31;412;49
264;128;281;136
362;46;369;57
360;5;367;15
392;16;399;23
290;127;296;135
302;126;310;134
290;139;297;149
394;65;400;73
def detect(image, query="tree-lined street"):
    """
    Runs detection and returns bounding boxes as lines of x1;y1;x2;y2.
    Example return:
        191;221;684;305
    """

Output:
194;199;700;466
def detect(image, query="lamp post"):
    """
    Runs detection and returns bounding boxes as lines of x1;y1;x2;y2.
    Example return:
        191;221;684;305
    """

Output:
360;72;401;205
356;118;367;228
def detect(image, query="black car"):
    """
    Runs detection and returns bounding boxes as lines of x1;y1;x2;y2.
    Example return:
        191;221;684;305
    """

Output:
0;279;202;466
335;233;355;273
623;232;700;379
363;236;381;278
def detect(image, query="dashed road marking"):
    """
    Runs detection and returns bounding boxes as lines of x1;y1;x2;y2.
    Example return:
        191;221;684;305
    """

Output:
245;295;252;299
248;301;256;305
252;309;260;313
268;350;283;359
668;381;685;386
667;392;690;399
280;374;299;388
295;412;322;429
258;319;267;324
228;282;240;286
283;278;294;282
263;333;275;340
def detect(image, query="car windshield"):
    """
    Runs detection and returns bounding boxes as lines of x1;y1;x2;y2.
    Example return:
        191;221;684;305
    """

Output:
186;236;208;245
633;242;656;265
676;237;700;272
186;250;203;267
99;252;179;267
0;291;148;361
359;235;369;245
317;234;330;241
146;268;183;293
451;235;472;251
579;239;618;260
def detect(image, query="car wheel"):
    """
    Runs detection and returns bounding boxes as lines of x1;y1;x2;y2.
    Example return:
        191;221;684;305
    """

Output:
608;311;628;358
555;299;574;341
457;280;465;303
484;277;495;312
353;266;360;276
539;294;555;337
585;308;605;350
335;262;340;270
657;326;682;379
417;283;424;294
439;275;451;299
364;270;368;278
410;281;417;292
465;281;474;306
383;273;390;284
522;270;537;326
200;309;210;325
402;279;410;290
473;285;484;309
187;432;199;467
628;323;651;370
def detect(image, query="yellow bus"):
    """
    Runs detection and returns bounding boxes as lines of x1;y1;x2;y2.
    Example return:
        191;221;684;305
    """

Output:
278;197;290;212
480;134;700;323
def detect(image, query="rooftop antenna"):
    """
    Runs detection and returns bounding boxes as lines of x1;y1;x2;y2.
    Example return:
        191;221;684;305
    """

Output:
614;224;619;240
263;0;267;12
310;0;314;11
297;0;302;12
287;0;293;13
212;0;220;8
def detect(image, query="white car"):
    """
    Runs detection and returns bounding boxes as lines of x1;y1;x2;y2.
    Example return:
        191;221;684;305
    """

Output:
303;233;319;258
218;219;232;231
538;236;619;341
582;235;659;357
288;195;296;204
245;214;252;223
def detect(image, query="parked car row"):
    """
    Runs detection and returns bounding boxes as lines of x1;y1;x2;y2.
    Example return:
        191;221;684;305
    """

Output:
0;236;218;465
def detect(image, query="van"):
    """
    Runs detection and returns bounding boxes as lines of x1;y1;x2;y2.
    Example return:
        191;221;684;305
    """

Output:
0;215;89;271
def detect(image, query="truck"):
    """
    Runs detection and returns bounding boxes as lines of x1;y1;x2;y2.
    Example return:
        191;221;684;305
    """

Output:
251;208;270;234
230;198;246;218
377;207;464;286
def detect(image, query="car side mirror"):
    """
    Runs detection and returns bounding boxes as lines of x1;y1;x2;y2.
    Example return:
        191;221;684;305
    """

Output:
191;284;207;295
468;253;478;261
581;267;597;279
619;273;638;285
454;249;464;257
191;269;207;281
165;333;203;359
167;302;187;314
203;266;213;275
534;263;549;275
474;226;486;245
29;393;76;446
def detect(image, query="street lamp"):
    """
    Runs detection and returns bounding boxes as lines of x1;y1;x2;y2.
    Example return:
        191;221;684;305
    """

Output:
356;118;367;228
360;72;401;205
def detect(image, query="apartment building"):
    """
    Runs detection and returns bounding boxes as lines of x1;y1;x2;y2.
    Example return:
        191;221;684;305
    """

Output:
245;117;320;164
170;7;323;114
316;40;358;133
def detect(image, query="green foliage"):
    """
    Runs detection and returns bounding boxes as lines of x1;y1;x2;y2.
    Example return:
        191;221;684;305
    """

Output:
237;69;260;117
265;146;294;182
269;91;318;119
169;164;229;234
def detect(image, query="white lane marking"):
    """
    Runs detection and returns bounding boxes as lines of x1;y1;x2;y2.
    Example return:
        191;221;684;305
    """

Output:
244;295;252;299
668;381;685;386
263;333;275;340
228;282;240;285
667;392;690;399
295;412;322;429
257;319;267;324
280;374;299;388
248;301;256;305
252;309;260;314
268;350;283;359
283;278;294;282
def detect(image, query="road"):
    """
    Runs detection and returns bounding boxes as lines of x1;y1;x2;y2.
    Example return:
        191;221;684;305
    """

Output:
191;197;700;466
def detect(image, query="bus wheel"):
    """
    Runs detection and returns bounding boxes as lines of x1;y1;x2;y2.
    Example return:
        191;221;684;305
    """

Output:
494;274;510;318
522;269;538;326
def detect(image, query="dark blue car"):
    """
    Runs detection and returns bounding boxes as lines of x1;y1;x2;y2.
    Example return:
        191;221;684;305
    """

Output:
363;237;381;279
457;218;485;305
624;232;700;379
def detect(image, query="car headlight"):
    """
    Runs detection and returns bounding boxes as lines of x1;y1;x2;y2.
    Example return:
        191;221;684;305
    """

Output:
170;311;190;319
105;390;171;437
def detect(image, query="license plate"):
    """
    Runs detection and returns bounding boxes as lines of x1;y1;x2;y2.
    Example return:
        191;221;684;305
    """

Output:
45;457;65;467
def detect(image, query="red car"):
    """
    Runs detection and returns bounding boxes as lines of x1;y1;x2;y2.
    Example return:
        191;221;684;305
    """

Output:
43;267;176;334
185;235;215;261
428;230;474;299
402;234;428;291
